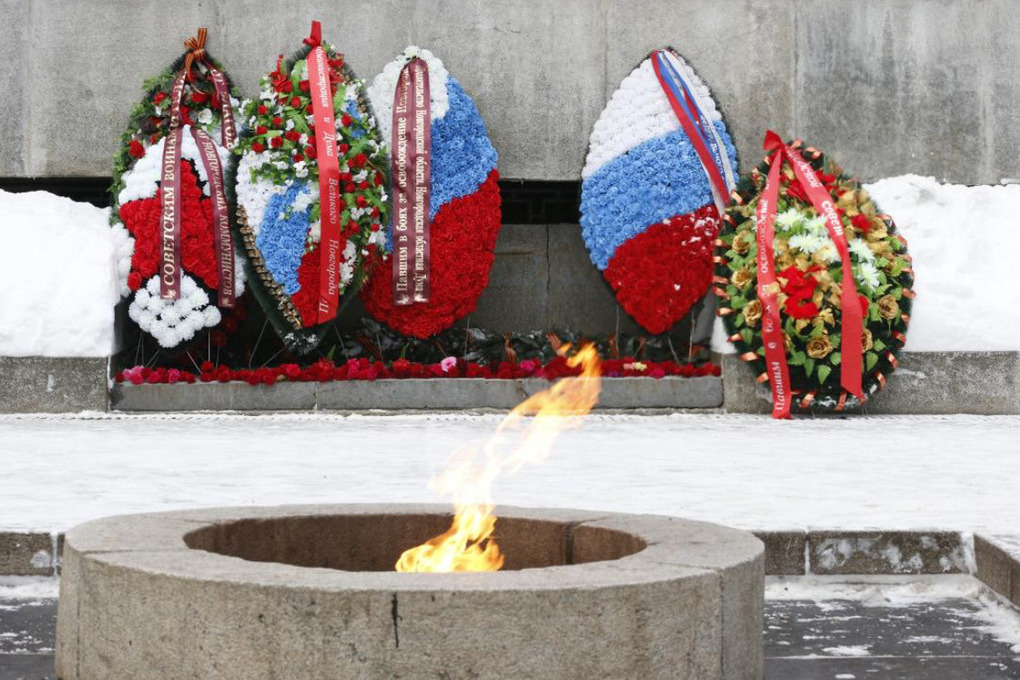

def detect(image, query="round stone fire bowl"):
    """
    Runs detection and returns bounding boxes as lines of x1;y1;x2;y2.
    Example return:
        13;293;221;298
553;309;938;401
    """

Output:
56;505;763;680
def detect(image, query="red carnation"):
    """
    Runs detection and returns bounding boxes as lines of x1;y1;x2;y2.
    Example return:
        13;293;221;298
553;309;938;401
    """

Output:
293;153;305;162
355;195;367;208
299;80;310;92
128;140;145;158
272;116;283;126
285;130;301;142
338;143;350;155
373;172;384;186
153;91;167;105
350;152;367;168
344;183;356;193
127;271;142;291
290;97;301;108
257;104;268;115
305;145;316;159
256;125;268;135
305;104;314;114
341;113;353;127
251;142;266;153
270;136;282;148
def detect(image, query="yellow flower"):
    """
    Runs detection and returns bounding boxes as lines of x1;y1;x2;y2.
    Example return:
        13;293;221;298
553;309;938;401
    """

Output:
862;328;874;352
743;300;763;326
732;268;753;289
783;333;794;351
624;362;647;371
813;308;836;327
732;232;750;255
806;335;834;359
877;294;900;320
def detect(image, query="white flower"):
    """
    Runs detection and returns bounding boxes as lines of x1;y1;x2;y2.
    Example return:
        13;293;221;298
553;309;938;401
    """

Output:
368;46;450;143
849;238;876;263
804;215;828;235
127;273;225;349
787;232;828;255
774;209;804;232
285;118;295;131
197;108;214;126
857;262;881;290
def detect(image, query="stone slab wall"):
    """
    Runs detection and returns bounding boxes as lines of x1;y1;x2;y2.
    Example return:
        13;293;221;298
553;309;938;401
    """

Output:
1;0;1016;184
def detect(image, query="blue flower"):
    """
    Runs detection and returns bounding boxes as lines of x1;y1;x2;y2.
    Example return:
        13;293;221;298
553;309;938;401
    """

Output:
256;183;313;295
580;122;737;270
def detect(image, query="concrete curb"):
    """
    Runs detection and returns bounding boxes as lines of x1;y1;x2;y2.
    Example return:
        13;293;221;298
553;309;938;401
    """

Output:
111;375;724;411
721;351;1020;415
0;357;109;414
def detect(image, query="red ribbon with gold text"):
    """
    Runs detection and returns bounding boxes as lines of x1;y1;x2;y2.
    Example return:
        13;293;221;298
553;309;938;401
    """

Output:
158;28;236;306
305;21;343;324
756;131;865;418
390;57;432;306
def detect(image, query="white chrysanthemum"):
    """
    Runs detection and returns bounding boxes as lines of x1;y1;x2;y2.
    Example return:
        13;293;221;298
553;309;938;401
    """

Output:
787;232;828;255
582;52;724;179
857;261;881;290
339;239;359;285
804;215;829;236
775;208;805;232
118;124;234;204
128;274;225;349
849;238;876;263
368;46;450;143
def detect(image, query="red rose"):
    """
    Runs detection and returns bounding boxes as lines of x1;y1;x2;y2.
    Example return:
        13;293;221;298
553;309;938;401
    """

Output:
355;195;367;208
256;125;268;135
284;130;300;142
357;180;368;190
251;142;265;153
340;113;353;127
128;140;145;158
293;153;305;162
344;183;355;193
338;143;350;155
270;136;282;148
305;104;314;114
289;97;301;108
272;116;283;126
299;80;310;92
127;271;142;291
257;104;268;115
350;152;367;167
373;172;384;186
305;145;316;159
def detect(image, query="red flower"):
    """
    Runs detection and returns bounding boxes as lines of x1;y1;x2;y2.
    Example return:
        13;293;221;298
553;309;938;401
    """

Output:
305;145;316;159
293;153;305;163
341;113;353;127
289;96;301;108
851;213;872;234
787;179;809;204
153;91;167;105
251;142;266;153
272;116;283;127
128;140;145;158
127;271;142;291
257;104;268;115
355;195;367;208
361;171;502;338
284;130;301;142
784;298;818;320
305;104;314;114
350;152;368;168
270;136;282;148
338;143;350;155
191;90;211;104
299;80;310;92
256;125;267;135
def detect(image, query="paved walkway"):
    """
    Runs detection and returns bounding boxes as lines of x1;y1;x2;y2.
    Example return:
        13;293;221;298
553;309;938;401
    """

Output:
1;414;1018;533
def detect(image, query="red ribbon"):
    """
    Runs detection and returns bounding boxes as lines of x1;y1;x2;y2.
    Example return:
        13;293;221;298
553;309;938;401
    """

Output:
390;57;432;306
158;31;237;306
190;128;235;307
306;21;343;324
651;51;729;209
755;131;865;418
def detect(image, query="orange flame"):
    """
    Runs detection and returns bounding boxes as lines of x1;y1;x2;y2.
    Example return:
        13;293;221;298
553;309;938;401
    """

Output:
395;344;602;572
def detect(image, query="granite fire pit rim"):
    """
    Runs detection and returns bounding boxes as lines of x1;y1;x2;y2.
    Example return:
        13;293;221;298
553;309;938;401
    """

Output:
61;503;763;590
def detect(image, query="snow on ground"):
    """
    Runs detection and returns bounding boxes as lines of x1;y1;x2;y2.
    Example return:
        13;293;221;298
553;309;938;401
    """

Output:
714;175;1020;354
766;575;1020;653
0;413;1018;534
0;577;59;601
0;190;119;357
